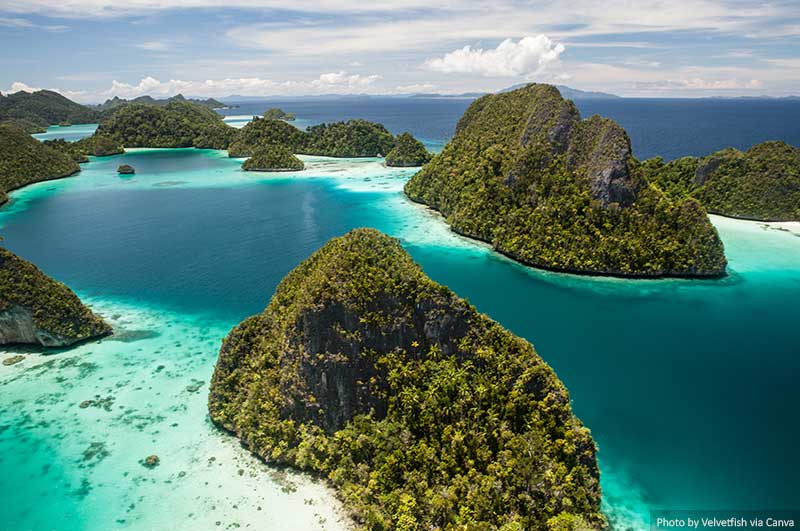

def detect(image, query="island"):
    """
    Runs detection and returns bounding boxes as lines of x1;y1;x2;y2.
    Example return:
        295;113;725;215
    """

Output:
44;134;124;162
0;247;111;347
94;93;228;112
242;145;304;171
231;117;430;160
117;164;135;175
262;107;296;121
404;83;728;278
385;132;432;167
0;123;80;205
0;89;99;130
642;140;800;221
95;101;237;149
208;228;603;531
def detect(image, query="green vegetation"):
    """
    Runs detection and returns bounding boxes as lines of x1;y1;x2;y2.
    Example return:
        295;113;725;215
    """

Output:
44;134;124;163
209;228;603;531
0;89;99;129
0;123;80;205
242;145;304;171
0;118;47;134
405;84;727;278
228;117;306;157
385;132;432;167
0;247;111;347
94;94;227;112
117;164;135;175
96;101;237;149
263;107;296;121
643;141;800;221
232;117;421;160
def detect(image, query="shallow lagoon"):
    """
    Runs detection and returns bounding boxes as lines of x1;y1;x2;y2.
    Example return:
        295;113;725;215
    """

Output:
1;148;798;530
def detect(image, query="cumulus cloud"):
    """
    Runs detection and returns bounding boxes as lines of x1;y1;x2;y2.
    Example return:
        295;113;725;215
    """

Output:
424;35;564;78
5;73;386;103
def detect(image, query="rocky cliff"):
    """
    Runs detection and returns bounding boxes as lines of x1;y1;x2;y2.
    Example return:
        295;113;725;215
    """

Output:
209;228;603;531
405;83;727;278
0;248;111;347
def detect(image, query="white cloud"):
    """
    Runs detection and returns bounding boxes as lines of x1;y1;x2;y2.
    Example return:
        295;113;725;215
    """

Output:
135;40;170;51
392;83;438;94
5;73;387;103
0;16;67;31
636;78;764;91
424;36;564;78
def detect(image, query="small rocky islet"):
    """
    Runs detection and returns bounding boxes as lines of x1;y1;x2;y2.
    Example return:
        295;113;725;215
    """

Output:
0;247;110;347
209;228;603;530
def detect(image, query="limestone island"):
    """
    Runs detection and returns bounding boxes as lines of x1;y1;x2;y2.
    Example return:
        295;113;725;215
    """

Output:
0;123;80;206
262;107;296;121
0;247;111;347
404;83;728;278
385;131;432;167
643;140;800;221
117;164;135;175
209;228;603;531
242;145;304;172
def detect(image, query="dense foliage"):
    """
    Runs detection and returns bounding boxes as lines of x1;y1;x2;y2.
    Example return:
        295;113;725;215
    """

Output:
96;101;237;149
228;117;307;157
405;84;727;278
209;229;604;531
263;107;296;121
385;132;432;167
0;247;111;345
643;141;800;221
0;118;47;134
44;134;124;163
0;123;80;205
232;117;422;160
242;144;304;171
94;94;226;112
0;90;99;128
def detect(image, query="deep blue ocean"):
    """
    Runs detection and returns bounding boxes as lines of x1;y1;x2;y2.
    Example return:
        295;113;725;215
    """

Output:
5;97;800;531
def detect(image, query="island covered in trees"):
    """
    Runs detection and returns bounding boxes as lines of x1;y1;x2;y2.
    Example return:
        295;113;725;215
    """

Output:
262;107;296;121
643;140;800;221
209;228;603;531
405;83;730;278
0;247;110;347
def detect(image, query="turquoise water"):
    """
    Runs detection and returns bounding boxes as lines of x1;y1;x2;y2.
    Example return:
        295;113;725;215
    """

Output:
1;148;799;530
33;123;100;143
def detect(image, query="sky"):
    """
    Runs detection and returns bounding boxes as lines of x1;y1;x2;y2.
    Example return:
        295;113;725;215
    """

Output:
0;0;799;102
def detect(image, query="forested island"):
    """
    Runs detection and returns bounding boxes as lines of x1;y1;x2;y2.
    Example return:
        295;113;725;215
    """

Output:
0;123;80;205
643;141;800;221
93;93;228;112
241;144;304;171
405;83;729;278
262;107;295;121
0;89;99;132
209;228;603;531
0;247;110;347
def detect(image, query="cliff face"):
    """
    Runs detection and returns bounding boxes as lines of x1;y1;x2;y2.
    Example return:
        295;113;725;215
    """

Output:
209;228;603;531
0;123;80;204
644;141;800;221
405;84;727;278
0;248;111;347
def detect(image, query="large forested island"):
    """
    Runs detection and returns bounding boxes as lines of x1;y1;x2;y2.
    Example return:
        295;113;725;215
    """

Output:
241;144;304;171
0;247;110;347
0;89;100;132
0;123;80;205
209;228;603;531
643;141;800;221
405;84;728;278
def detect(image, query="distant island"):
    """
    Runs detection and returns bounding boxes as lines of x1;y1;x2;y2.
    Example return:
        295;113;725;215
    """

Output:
209;228;603;531
643;141;800;221
262;107;295;121
405;83;728;278
93;93;229;111
0;247;110;347
411;84;620;100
